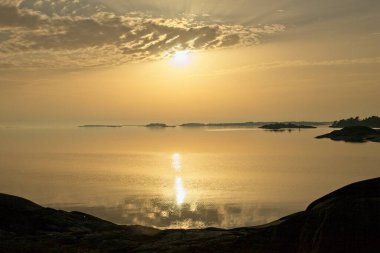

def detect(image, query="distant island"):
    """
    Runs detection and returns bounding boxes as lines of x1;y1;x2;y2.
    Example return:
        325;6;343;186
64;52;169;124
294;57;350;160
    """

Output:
180;123;208;127
180;122;329;128
180;122;257;128
330;116;380;128
0;177;379;252
77;121;331;129
145;123;176;128
79;125;123;128
260;123;317;130
316;126;380;143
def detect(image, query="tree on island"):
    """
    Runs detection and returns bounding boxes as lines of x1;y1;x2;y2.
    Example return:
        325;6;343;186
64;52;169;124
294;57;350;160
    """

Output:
331;116;380;128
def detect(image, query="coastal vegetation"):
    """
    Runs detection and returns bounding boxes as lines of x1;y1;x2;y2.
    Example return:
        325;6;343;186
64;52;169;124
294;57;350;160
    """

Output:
330;116;380;128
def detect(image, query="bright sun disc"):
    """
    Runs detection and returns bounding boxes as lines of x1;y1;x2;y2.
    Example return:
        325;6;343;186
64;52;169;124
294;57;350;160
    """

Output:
171;51;190;66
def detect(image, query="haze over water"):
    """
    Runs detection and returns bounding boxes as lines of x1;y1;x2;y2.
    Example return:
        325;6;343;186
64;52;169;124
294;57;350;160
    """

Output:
0;126;379;229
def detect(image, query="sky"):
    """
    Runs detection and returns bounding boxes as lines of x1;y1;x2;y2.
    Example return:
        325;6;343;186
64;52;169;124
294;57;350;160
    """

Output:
0;0;379;126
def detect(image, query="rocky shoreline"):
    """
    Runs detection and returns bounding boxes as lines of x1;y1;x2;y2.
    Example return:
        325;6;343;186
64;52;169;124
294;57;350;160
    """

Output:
316;126;380;142
1;177;379;253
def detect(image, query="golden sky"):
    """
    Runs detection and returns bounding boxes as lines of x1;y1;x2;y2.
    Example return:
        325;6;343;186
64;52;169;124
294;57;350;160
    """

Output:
0;0;379;126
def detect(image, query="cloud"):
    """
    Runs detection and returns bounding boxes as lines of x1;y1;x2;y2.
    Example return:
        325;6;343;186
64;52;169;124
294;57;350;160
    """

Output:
0;1;285;69
19;0;111;17
253;57;380;70
0;2;46;27
199;57;380;77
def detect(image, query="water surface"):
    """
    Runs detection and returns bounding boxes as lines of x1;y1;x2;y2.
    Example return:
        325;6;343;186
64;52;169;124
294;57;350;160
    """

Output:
0;126;379;228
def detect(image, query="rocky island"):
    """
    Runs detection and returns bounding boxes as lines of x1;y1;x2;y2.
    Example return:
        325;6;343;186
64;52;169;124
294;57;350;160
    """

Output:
316;126;380;143
1;177;379;253
260;123;317;130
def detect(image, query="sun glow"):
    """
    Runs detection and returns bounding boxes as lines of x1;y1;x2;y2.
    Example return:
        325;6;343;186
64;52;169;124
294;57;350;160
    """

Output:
171;51;191;66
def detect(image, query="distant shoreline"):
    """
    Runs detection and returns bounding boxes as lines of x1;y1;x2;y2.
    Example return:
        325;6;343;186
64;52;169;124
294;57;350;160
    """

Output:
78;121;331;129
180;121;330;128
79;125;124;128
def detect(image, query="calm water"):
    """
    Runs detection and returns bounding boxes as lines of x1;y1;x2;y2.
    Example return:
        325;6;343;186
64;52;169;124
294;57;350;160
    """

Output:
0;126;379;229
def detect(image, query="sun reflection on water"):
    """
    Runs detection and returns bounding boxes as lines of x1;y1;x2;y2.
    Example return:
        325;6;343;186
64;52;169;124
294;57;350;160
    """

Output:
172;153;186;205
172;153;181;172
175;176;186;205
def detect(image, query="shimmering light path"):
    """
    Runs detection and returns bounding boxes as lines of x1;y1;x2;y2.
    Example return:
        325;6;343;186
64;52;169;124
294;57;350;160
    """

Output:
172;153;186;205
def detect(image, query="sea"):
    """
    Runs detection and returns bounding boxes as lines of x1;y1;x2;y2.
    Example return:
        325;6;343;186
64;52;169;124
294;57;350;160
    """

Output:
0;126;379;229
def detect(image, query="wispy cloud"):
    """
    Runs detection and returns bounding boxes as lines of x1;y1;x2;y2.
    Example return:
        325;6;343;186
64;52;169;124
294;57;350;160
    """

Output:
0;1;285;69
256;57;380;69
197;57;380;77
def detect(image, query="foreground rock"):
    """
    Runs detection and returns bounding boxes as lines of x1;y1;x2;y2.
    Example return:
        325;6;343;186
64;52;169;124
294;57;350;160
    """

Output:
1;177;379;252
316;126;380;142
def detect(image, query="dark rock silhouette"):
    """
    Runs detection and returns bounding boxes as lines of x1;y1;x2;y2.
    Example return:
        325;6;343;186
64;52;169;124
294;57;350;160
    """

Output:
316;126;380;142
260;123;316;130
1;177;380;252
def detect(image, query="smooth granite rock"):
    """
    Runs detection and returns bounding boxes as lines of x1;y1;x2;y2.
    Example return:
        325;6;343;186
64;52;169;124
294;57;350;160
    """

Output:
316;126;380;142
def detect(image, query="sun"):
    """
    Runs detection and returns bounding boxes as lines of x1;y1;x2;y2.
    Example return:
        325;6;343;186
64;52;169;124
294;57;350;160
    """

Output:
171;50;191;66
